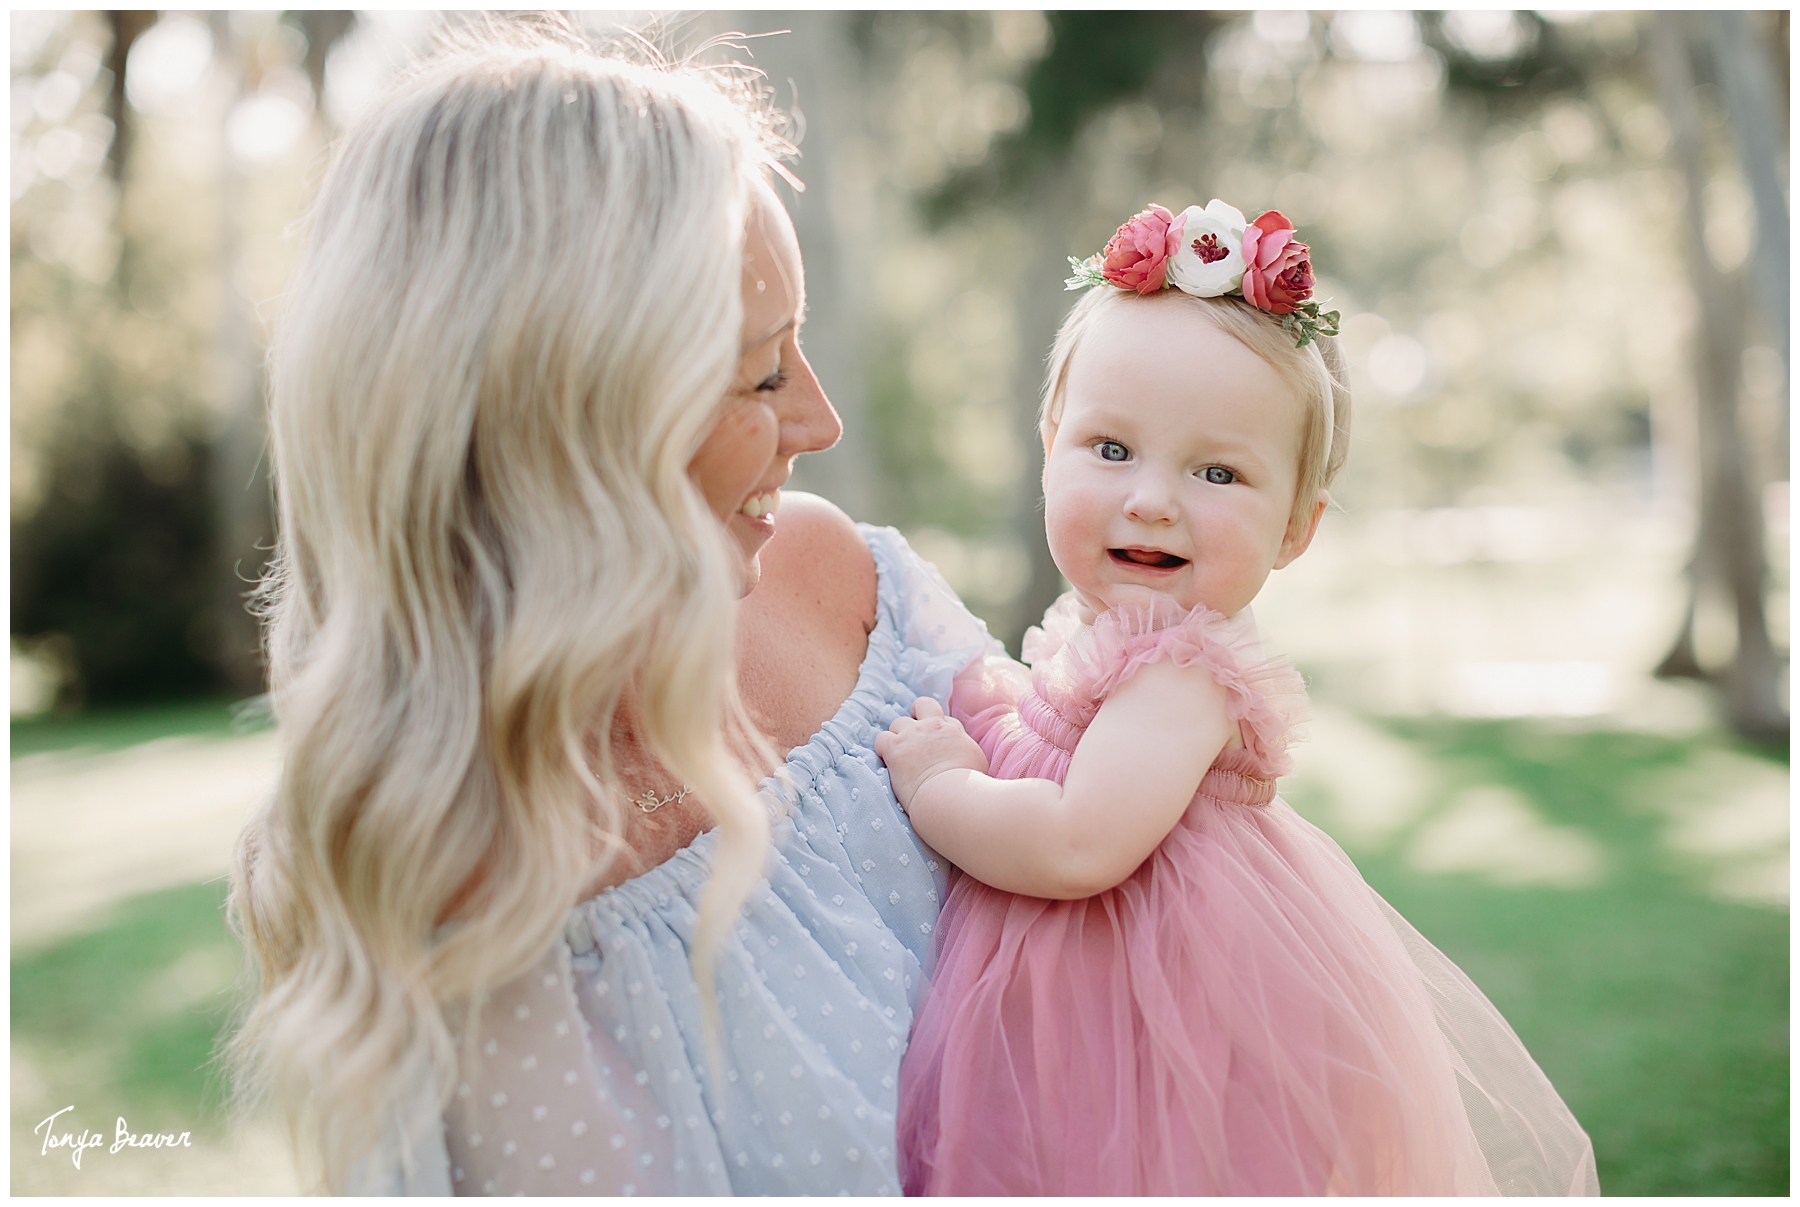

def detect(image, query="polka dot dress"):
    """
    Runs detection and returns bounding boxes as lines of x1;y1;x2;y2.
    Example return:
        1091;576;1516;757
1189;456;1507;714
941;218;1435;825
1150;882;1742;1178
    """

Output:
430;527;998;1195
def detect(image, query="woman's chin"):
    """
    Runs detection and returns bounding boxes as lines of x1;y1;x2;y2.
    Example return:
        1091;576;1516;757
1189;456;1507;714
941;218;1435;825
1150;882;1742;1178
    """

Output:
730;516;774;597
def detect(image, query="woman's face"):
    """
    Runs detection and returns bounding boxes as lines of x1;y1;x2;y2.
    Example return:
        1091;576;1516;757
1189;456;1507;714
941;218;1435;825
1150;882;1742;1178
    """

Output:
688;183;841;595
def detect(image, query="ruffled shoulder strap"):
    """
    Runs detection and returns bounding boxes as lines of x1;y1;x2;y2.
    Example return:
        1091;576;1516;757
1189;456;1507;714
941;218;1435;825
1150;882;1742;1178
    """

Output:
862;525;1006;705
1066;600;1310;777
1019;592;1086;667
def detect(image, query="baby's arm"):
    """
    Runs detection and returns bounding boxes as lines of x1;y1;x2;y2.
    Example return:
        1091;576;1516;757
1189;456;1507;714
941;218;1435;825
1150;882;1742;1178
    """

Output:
875;659;1234;899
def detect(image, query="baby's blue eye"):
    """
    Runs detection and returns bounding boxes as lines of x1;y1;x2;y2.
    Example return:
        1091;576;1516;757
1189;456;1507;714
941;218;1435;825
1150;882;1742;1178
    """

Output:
1097;441;1129;462
1202;466;1236;485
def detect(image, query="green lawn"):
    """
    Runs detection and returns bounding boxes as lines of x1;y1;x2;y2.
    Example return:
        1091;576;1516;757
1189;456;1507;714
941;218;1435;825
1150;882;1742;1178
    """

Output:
10;695;268;760
1284;715;1788;1196
10;703;1788;1195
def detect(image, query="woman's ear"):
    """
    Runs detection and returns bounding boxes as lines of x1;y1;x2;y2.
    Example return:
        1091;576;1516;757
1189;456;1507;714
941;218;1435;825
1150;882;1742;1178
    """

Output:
1274;489;1329;569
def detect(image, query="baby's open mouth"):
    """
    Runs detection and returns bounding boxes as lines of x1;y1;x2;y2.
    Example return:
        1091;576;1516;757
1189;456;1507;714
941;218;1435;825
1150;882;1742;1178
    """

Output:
1110;547;1188;569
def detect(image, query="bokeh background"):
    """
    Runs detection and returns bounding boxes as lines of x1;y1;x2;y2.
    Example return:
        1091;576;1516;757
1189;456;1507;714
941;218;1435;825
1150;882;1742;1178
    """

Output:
10;10;1787;1195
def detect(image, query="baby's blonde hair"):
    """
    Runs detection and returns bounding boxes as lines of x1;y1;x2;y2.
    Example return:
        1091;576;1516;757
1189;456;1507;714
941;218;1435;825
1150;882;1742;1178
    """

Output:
1039;287;1352;535
229;22;789;1190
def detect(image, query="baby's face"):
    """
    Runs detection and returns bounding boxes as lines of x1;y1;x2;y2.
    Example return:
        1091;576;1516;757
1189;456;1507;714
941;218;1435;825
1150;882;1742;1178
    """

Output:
1043;297;1320;619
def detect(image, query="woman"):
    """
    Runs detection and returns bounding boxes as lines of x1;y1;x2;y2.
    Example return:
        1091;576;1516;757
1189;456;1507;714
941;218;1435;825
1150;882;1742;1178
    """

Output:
229;25;994;1195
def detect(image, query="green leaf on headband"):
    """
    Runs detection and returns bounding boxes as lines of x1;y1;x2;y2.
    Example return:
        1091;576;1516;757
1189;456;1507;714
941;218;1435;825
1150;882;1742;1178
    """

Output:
1279;302;1340;349
1064;255;1108;291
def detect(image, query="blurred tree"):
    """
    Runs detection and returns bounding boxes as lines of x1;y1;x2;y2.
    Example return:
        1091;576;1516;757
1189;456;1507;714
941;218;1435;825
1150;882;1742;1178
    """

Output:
1705;10;1788;460
14;11;231;708
13;10;344;708
919;12;1221;650
1648;13;1787;743
714;10;880;523
103;11;155;183
206;11;270;695
12;427;220;708
297;10;355;128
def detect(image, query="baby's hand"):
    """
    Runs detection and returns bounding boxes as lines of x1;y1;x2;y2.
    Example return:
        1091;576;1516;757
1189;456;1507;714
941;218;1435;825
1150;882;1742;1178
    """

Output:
874;697;989;812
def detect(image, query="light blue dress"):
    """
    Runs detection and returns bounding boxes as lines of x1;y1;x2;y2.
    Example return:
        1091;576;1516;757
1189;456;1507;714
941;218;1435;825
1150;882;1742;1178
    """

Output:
361;525;997;1195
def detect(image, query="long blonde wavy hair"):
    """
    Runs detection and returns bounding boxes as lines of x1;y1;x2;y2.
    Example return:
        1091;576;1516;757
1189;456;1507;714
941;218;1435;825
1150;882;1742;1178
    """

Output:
229;23;788;1189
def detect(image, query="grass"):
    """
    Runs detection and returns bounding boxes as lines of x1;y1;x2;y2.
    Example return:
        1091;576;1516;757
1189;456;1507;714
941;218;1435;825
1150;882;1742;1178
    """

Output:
1285;714;1789;1196
10;694;269;760
12;881;240;1127
9;702;1788;1195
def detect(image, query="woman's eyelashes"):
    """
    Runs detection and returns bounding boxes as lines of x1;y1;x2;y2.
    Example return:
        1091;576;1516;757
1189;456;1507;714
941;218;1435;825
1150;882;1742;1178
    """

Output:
755;367;788;393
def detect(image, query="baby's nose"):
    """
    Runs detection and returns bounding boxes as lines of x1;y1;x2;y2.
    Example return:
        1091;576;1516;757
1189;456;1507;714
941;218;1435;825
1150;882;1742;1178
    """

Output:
1124;476;1180;522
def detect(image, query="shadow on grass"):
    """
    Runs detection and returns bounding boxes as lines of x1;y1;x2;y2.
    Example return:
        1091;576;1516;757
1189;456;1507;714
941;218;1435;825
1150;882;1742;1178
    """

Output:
1289;713;1788;1197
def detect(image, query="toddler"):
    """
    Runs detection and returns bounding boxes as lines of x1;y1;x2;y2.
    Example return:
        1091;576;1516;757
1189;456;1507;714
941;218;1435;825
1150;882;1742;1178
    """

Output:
878;202;1599;1195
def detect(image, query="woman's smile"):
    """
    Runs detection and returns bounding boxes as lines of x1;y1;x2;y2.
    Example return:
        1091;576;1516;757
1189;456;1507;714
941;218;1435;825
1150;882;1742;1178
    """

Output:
689;181;842;594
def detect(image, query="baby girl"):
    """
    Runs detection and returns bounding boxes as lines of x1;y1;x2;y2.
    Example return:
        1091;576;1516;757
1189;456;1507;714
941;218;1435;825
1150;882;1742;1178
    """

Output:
877;202;1598;1196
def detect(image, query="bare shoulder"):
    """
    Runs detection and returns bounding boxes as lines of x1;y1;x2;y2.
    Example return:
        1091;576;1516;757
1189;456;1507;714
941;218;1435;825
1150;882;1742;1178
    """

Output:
737;492;876;752
751;491;877;637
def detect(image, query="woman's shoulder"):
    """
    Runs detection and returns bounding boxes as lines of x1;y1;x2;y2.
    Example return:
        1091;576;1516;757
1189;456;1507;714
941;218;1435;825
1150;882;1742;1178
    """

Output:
754;491;878;636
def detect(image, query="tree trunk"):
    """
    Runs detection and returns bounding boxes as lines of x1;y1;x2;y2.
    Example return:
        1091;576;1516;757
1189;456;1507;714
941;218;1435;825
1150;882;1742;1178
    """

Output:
299;10;357;130
104;11;156;185
1001;161;1083;654
1706;11;1789;464
207;13;277;696
711;12;880;524
1651;13;1787;742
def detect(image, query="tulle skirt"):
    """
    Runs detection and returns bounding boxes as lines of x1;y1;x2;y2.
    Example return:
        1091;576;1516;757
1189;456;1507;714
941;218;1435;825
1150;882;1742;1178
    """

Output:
896;793;1599;1196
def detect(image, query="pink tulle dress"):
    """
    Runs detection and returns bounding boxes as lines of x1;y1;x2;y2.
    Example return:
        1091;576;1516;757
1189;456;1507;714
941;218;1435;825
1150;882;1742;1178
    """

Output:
896;595;1599;1196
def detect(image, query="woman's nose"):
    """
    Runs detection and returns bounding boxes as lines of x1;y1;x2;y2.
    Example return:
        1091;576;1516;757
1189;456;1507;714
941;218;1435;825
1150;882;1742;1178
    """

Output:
777;347;842;457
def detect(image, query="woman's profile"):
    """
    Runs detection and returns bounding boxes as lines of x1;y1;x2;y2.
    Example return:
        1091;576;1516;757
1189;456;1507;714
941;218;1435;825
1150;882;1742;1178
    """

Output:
229;21;995;1194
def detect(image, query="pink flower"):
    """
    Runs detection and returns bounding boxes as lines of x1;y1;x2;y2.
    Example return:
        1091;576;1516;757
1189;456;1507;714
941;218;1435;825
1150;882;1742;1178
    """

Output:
1239;210;1315;315
1100;204;1185;295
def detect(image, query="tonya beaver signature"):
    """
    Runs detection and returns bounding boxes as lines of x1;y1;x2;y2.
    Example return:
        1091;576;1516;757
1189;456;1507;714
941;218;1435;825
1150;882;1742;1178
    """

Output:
34;1105;193;1169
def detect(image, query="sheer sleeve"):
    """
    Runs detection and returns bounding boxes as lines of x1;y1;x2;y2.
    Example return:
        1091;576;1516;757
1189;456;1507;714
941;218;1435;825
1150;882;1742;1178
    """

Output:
862;525;1006;707
444;940;678;1196
1072;600;1311;777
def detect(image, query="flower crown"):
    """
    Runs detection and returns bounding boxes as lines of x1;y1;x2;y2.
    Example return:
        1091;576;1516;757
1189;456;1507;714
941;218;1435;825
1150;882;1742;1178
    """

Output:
1066;201;1341;349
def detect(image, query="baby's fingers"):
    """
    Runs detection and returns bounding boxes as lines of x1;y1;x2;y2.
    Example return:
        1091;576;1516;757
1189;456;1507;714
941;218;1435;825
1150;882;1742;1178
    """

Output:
911;697;946;720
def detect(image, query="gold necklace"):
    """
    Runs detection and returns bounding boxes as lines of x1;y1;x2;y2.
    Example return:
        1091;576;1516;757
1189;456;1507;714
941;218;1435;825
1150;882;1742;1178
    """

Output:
630;785;691;815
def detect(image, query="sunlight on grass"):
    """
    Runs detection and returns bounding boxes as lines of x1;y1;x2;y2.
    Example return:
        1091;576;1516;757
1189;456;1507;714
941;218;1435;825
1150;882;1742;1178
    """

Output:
10;881;302;1194
1286;706;1789;1196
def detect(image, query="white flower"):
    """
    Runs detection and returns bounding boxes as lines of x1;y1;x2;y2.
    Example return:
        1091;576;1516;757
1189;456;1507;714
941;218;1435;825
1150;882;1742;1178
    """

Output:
1166;199;1248;298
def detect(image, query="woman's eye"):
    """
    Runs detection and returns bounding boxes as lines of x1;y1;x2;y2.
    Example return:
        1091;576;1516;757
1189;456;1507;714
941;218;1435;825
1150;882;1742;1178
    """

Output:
1201;465;1236;485
756;369;788;392
1097;441;1129;462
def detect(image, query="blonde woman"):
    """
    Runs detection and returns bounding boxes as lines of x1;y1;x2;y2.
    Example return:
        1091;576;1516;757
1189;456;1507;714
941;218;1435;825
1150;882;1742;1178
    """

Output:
230;25;995;1196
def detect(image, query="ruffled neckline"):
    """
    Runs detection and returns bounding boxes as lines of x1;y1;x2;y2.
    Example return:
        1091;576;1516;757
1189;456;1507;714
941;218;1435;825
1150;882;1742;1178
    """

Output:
1019;593;1309;779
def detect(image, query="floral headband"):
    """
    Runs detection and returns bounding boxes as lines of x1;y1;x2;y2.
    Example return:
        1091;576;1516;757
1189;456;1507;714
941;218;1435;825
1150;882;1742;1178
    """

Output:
1066;201;1341;349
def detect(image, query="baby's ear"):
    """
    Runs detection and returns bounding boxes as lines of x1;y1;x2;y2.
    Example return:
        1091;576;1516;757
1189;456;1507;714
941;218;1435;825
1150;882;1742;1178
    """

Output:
1275;490;1329;569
